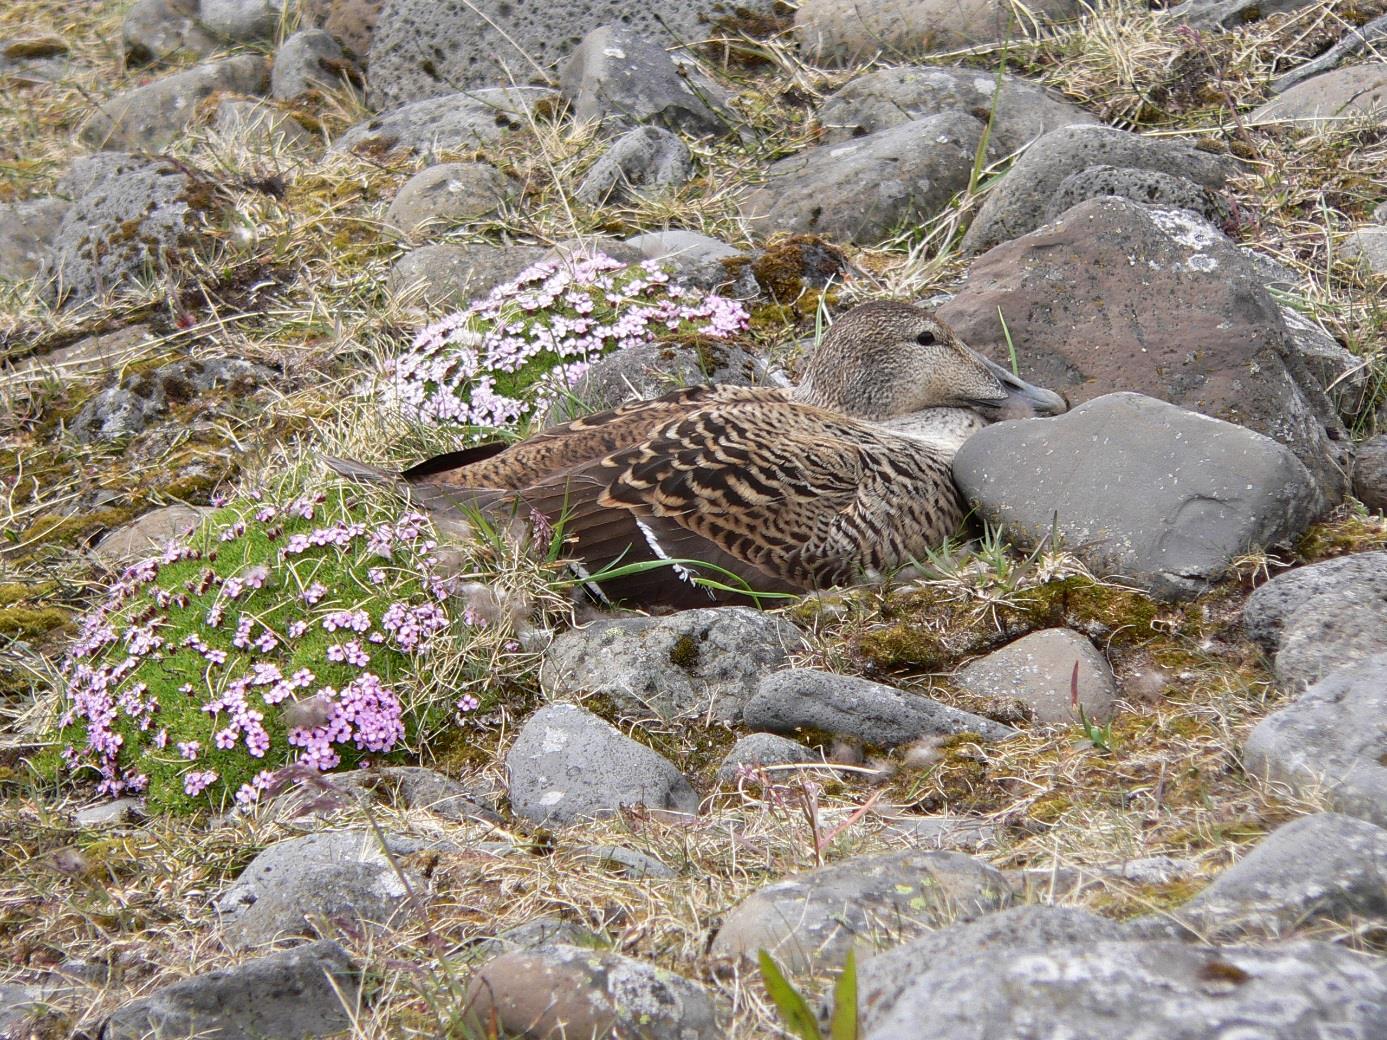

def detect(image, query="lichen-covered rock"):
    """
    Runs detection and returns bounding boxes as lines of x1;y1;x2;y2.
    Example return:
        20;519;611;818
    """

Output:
199;0;286;42
955;628;1117;724
1242;551;1387;689
953;393;1319;600
716;733;818;783
121;0;216;66
301;0;383;62
711;850;1014;973
1043;163;1227;225
819;64;1096;153
80;54;270;151
386;242;548;310
464;946;718;1040
0;195;68;284
538;607;800;723
575;126;694;205
103;941;359;1040
271;28;356;101
741;112;983;244
332;87;555;157
71;358;273;442
504;703;699;825
383;162;519;241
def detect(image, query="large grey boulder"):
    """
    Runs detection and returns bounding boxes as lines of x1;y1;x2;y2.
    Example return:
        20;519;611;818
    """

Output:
1250;62;1387;129
42;154;229;311
711;850;1013;973
366;0;772;108
860;938;1387;1039
953;393;1319;600
538;607;800;723
560;25;731;136
819;65;1096;153
795;0;1084;64
1165;0;1317;30
80;54;270;151
464;946;717;1040
1043;163;1227;226
121;0;216;66
740;111;983;244
938;198;1351;504
955;628;1117;724
745;668;1016;746
271;28;356;101
505;703;699;825
1242;552;1387;690
0;196;68;284
383;162;519;241
1143;813;1387;942
199;0;286;42
332;87;556;157
960;123;1235;254
576;126;694;205
1248;654;1387;826
102;941;358;1040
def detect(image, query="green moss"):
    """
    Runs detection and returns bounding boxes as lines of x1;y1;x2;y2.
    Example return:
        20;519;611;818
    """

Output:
1296;514;1387;561
0;606;72;638
668;634;699;669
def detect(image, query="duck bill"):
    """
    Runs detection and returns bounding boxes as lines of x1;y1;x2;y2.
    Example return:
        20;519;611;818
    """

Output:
968;350;1068;420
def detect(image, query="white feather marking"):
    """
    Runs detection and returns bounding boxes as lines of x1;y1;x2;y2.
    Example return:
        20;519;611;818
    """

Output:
635;519;710;594
569;560;611;605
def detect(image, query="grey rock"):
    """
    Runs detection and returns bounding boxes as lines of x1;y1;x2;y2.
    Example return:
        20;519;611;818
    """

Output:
576;126;694;205
0;196;68;284
472;916;603;960
213;98;320;154
464;945;717;1040
717;733;819;783
505;703;699;825
1142;813;1387;941
271;28;354;101
1272;13;1387;93
1009;855;1197;901
711;850;1013;973
1355;434;1387;513
1251;62;1387;129
939;199;1351;504
954;393;1319;600
1343;225;1387;275
3;324;157;390
0;984;44;1039
622;229;742;290
820;64;1096;153
961;123;1235;254
92;504;211;567
384;162;518;241
541;235;646;268
861;938;1387;1040
538;607;800;723
121;0;216;66
199;0;286;42
72;358;273;443
1244;656;1387;828
878;814;1000;850
80;54;270;151
366;0;771;108
74;797;144;826
955;627;1117;724
1044;163;1227;225
102;940;358;1040
1243;551;1387;689
577;845;676;879
0;36;71;84
214;829;439;948
853;906;1128;1033
301;0;384;63
320;765;501;823
333;87;555;157
745;668;1018;748
741;112;983;245
1166;0;1315;30
543;337;760;423
795;0;1084;63
1280;304;1366;418
386;242;547;310
560;25;730;136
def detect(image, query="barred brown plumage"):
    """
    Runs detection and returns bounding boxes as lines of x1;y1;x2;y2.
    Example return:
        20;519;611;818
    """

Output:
326;301;1068;609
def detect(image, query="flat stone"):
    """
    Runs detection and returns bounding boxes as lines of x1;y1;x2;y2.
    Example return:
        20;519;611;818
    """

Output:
878;814;1001;851
122;0;217;66
575;126;694;205
386;242;548;310
560;25;731;136
960;123;1235;254
384;162;518;241
745;668;1018;748
1342;225;1387;275
622;229;742;290
1141;813;1387;942
333;87;555;157
860;938;1387;1040
576;845;676;879
80;54;270;151
1242;551;1387;690
1272;13;1387;93
103;940;358;1040
0;196;69;284
319;765;501;823
1243;654;1387;827
953;393;1319;600
2;324;157;390
538;607;800;723
711;849;1013;973
955;628;1117;724
199;0;286;42
819;64;1096;154
91;504;211;567
1165;0;1316;30
795;0;1084;63
741;112;983;245
1354;434;1387;513
463;946;717;1040
271;28;356;101
73;797;144;826
504;703;699;825
940;198;1349;504
1250;62;1387;129
716;733;819;783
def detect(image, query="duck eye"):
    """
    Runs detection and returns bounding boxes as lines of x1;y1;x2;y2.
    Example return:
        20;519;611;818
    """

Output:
915;329;936;346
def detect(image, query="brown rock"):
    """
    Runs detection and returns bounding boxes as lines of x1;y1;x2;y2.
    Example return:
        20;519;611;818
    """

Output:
92;504;212;567
301;0;384;63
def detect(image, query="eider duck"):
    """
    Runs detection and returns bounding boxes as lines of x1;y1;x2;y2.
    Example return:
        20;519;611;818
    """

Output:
328;301;1066;608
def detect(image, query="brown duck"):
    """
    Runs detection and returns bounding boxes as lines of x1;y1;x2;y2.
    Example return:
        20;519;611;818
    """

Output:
327;301;1066;608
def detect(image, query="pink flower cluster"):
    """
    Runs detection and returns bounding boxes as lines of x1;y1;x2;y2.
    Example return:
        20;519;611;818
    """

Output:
385;253;749;435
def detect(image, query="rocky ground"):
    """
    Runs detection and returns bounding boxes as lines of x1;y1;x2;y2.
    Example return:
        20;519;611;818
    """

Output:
3;0;1387;1037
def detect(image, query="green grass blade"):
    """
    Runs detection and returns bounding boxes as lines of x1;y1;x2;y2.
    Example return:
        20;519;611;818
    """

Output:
757;950;823;1040
828;948;859;1040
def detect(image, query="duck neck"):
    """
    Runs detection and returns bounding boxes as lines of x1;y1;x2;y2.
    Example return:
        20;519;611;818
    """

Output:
791;375;892;420
875;408;988;458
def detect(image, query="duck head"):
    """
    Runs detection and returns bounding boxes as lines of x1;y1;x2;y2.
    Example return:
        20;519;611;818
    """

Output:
792;300;1067;423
